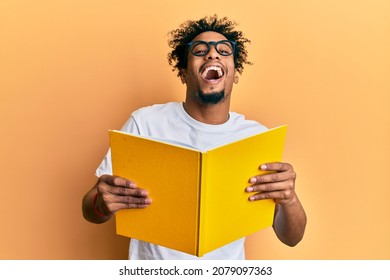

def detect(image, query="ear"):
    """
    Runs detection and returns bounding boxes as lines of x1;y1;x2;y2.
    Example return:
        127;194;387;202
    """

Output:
234;73;239;84
180;69;187;84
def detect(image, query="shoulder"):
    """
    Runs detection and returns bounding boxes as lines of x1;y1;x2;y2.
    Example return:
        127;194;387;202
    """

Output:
228;111;268;133
123;102;183;136
132;102;181;118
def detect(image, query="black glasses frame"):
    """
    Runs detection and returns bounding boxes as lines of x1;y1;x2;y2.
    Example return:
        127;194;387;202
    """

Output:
187;40;236;57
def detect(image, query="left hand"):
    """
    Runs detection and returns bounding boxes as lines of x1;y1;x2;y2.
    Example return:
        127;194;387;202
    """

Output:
245;162;297;205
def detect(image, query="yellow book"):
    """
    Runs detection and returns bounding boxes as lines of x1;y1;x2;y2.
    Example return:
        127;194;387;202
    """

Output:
109;125;287;257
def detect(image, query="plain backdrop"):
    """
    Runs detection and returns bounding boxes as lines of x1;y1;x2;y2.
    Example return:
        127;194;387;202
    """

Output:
1;0;389;259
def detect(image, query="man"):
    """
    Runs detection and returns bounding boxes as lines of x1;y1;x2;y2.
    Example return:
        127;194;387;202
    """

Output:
82;15;307;260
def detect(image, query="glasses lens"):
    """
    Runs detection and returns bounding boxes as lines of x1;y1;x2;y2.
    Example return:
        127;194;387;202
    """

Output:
189;41;235;56
191;42;209;56
216;41;234;56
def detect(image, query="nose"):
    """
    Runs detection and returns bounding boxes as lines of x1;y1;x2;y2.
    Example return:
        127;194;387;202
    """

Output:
206;45;220;60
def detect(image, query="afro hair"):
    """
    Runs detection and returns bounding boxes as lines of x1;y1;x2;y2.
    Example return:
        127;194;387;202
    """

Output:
167;15;252;78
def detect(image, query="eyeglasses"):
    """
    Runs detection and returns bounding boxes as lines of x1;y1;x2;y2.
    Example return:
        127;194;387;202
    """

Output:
187;40;236;57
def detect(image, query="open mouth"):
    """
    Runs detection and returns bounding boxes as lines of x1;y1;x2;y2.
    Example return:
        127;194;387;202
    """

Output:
201;66;224;81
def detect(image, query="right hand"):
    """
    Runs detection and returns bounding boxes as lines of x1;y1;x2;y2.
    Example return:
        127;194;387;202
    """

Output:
94;174;152;216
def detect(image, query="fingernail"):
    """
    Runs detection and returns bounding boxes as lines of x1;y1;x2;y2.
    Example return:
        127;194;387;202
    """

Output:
249;177;257;184
260;164;267;170
249;196;255;201
246;187;253;192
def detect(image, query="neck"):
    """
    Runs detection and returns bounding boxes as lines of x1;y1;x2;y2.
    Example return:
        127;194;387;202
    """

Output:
183;95;231;125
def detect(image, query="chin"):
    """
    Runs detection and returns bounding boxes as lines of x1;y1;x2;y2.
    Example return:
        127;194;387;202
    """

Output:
198;90;225;104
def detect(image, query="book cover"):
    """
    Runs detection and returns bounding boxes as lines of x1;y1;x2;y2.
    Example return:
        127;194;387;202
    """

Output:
109;125;287;257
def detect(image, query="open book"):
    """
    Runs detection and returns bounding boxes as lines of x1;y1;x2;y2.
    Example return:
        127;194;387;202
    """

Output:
109;125;287;257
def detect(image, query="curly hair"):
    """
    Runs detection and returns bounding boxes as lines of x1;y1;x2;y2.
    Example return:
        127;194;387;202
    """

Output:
167;15;252;78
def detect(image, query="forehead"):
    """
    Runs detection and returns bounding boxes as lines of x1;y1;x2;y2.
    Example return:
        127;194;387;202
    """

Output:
191;31;228;42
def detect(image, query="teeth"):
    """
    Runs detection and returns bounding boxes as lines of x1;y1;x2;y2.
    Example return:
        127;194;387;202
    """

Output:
202;66;223;78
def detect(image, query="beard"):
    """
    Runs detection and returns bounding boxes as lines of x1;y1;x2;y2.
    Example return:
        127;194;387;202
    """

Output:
198;90;225;104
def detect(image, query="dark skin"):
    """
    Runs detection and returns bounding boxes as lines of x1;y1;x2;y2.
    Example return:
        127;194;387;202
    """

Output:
82;175;150;224
247;162;306;246
82;31;306;247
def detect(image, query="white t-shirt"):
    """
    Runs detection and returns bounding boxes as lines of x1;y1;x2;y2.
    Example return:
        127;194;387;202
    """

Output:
96;102;267;260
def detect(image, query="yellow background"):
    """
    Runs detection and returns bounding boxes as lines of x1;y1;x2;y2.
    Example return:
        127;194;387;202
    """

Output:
1;0;389;259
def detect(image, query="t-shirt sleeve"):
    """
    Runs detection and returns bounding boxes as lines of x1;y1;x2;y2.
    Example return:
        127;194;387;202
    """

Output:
95;116;141;177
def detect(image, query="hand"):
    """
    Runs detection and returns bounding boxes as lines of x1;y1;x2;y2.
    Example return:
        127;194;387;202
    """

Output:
95;174;152;216
245;162;297;205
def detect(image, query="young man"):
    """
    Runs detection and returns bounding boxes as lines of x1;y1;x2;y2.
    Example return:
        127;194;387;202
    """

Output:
82;15;307;260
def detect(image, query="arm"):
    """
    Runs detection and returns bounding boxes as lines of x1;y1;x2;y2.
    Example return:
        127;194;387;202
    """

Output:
246;162;307;246
82;174;152;224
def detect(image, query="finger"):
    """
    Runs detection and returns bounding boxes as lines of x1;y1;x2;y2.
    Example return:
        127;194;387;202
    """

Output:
100;174;137;188
104;195;152;213
109;201;151;212
248;170;294;185
248;189;293;202
246;181;291;193
259;162;292;172
100;187;152;213
119;195;152;206
110;186;149;197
